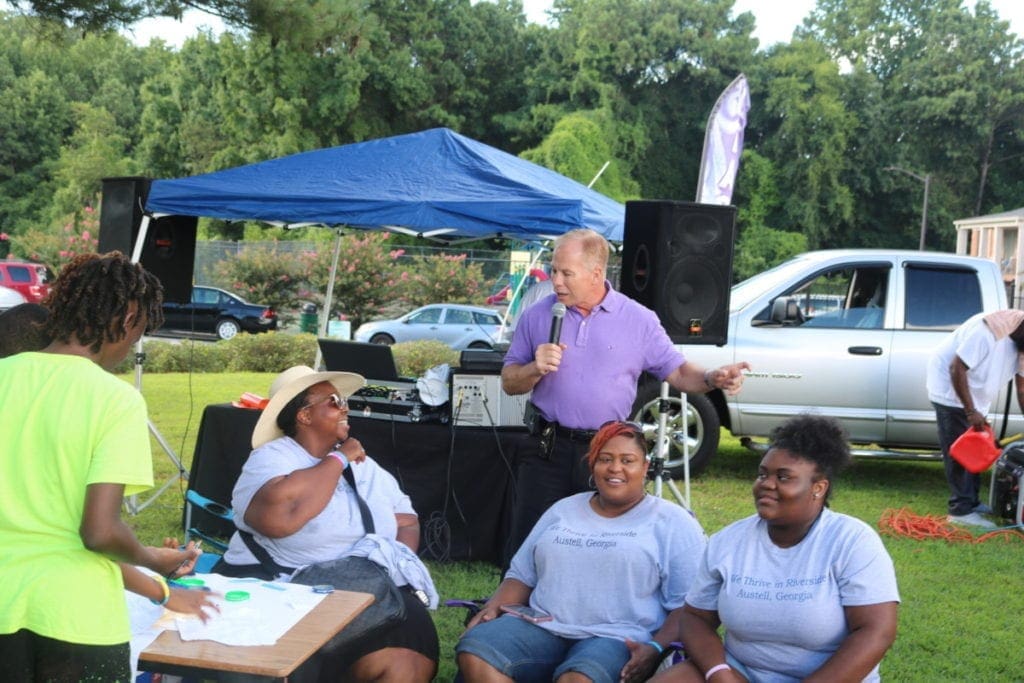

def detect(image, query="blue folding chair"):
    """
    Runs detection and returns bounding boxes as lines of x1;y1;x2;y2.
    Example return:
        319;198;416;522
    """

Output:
183;489;233;573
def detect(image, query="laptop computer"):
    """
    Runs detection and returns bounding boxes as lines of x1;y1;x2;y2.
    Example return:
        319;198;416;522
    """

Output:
317;339;408;382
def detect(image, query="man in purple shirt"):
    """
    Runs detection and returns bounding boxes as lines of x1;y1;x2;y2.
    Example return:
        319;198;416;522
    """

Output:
502;228;749;562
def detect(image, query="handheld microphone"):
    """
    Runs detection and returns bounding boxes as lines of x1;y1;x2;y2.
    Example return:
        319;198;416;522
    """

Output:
549;303;566;344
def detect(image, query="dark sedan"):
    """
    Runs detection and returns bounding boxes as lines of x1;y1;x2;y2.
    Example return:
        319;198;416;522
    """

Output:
160;286;277;340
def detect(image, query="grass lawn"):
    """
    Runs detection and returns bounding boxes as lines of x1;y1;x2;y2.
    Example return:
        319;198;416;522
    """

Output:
127;372;1024;682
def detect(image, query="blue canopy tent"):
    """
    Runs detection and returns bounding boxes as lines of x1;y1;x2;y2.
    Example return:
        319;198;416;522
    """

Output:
139;127;623;361
144;127;624;242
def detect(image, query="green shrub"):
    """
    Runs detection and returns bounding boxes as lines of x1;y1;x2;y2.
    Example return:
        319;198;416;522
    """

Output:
142;339;227;372
223;332;318;372
122;332;317;374
391;339;459;377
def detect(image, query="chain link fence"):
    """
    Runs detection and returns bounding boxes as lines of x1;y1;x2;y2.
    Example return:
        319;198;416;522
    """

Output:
194;239;623;302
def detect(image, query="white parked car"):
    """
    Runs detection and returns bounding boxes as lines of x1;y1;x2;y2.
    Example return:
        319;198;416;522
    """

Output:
355;304;507;350
0;285;27;312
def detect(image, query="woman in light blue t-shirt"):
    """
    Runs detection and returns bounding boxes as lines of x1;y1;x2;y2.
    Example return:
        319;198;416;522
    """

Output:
456;421;707;683
652;414;900;683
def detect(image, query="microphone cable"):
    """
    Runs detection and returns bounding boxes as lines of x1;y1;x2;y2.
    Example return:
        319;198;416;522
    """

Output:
481;394;517;498
422;387;466;562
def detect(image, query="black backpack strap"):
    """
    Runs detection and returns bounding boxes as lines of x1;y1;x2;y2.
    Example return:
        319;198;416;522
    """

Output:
342;465;375;534
237;529;296;576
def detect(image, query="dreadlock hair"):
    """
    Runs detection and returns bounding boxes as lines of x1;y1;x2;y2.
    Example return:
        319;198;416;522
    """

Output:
42;252;164;354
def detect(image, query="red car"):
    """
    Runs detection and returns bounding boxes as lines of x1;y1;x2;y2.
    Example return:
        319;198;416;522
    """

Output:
0;261;54;304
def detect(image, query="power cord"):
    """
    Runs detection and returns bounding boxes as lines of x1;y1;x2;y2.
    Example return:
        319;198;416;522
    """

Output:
481;396;517;497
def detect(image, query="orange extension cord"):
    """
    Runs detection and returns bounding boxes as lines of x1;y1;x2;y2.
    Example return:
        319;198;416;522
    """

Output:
879;508;1024;544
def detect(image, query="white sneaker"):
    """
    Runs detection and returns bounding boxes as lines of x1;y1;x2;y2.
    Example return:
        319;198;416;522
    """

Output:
947;512;996;529
972;503;994;515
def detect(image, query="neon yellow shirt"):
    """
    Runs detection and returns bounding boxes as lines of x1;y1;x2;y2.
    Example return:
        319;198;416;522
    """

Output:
0;352;153;644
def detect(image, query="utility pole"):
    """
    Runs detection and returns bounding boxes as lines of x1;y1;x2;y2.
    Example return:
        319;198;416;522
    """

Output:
885;166;931;250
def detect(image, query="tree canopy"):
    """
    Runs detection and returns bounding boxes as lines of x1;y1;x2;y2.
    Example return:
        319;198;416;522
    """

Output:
2;0;1023;269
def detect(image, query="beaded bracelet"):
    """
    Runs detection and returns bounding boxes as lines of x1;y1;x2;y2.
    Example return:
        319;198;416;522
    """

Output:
150;575;170;606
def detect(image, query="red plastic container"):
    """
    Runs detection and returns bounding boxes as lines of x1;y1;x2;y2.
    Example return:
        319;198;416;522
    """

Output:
950;425;1000;474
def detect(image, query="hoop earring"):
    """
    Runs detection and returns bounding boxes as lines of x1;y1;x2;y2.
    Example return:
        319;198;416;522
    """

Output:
588;475;595;489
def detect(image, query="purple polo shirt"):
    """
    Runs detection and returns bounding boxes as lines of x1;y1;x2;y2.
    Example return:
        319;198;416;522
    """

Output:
504;283;685;429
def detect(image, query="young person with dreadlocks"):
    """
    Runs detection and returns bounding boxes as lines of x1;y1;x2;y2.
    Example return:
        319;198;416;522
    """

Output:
0;252;218;682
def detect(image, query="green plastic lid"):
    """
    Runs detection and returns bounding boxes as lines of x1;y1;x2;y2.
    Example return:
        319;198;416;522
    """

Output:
225;590;251;602
175;577;206;587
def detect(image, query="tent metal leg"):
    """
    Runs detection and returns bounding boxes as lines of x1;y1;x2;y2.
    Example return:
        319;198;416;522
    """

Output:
125;214;189;515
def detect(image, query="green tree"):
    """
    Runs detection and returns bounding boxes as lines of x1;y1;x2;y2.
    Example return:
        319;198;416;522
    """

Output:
756;38;857;248
51;102;136;219
520;111;639;201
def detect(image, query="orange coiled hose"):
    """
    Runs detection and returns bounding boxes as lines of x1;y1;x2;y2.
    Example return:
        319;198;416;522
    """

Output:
879;508;1024;544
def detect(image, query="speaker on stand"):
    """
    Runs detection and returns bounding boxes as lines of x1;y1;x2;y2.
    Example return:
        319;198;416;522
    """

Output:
620;200;737;346
98;176;196;513
99;176;197;304
620;200;738;509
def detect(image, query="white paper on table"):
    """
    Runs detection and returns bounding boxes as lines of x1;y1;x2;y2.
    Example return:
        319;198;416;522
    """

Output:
127;590;166;678
172;574;327;646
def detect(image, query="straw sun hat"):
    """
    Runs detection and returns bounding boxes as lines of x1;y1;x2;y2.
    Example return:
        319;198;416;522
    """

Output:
251;365;365;449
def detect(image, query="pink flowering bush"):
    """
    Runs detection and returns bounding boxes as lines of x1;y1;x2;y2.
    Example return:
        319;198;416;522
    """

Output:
13;207;101;271
394;252;485;309
210;242;306;324
301;232;403;327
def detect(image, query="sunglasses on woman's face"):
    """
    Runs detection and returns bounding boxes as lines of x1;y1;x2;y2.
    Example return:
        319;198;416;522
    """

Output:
302;393;347;411
600;420;644;433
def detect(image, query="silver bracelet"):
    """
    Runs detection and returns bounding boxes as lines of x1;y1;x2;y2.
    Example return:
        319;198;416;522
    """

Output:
703;368;715;390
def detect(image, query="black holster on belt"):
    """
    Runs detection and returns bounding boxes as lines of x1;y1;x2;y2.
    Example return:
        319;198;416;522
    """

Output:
538;423;556;459
524;401;556;459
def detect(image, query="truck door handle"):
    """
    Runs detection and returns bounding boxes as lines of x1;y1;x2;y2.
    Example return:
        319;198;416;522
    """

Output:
848;346;882;356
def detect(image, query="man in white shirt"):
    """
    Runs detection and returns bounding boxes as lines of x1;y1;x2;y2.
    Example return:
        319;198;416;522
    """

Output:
926;310;1024;527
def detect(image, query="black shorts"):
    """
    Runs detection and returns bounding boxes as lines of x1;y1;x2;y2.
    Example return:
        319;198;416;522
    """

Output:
335;587;439;662
300;587;438;682
0;629;130;683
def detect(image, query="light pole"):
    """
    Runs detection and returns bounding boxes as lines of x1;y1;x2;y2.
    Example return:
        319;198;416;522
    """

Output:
885;166;931;250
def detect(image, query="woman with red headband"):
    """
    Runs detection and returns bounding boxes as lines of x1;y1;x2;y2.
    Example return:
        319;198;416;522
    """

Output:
456;421;707;683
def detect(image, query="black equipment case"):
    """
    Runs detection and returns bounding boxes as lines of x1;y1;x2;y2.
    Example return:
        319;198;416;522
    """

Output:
990;442;1024;527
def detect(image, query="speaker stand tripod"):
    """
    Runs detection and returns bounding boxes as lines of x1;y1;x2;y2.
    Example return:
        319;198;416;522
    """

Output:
646;381;692;509
124;214;189;514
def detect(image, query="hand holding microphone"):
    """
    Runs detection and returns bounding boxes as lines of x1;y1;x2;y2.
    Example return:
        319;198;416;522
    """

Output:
536;303;566;377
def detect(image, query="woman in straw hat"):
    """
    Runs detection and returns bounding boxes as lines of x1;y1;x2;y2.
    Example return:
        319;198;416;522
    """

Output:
215;365;438;683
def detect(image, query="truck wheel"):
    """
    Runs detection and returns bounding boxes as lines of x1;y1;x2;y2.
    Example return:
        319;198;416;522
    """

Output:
631;387;720;477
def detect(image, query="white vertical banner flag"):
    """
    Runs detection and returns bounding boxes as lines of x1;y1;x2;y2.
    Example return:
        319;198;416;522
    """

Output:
696;74;751;205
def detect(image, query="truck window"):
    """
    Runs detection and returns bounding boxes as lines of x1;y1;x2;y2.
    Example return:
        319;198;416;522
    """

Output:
904;265;982;330
753;265;890;329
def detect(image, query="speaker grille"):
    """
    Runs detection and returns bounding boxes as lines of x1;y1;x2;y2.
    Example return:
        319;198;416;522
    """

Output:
621;200;736;345
99;177;196;304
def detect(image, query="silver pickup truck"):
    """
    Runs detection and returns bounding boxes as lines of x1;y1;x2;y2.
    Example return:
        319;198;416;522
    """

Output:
633;249;1023;476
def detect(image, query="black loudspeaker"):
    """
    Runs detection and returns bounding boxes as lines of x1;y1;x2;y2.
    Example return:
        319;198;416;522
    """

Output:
621;200;737;345
98;177;196;304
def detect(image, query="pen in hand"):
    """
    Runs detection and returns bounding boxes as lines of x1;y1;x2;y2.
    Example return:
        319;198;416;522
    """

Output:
165;540;202;579
169;580;212;592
